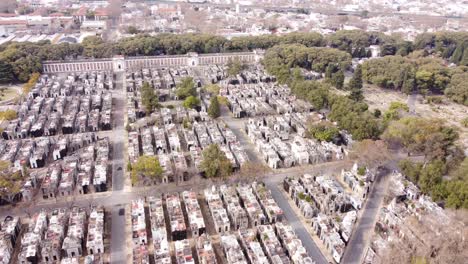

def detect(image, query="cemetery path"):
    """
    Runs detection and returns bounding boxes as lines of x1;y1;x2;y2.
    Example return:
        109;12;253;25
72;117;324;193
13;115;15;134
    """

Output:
341;166;393;264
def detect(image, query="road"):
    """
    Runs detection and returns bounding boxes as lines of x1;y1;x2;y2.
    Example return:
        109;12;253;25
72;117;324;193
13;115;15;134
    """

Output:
341;166;393;264
108;72;129;264
265;181;328;264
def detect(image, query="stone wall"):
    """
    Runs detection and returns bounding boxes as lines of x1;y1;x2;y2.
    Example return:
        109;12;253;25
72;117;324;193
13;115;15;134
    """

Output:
43;50;264;74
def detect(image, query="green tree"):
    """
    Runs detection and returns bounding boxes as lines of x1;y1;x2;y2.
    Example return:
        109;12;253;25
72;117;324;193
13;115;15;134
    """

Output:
383;117;458;160
307;121;340;142
348;65;364;101
227;58;247;76
208;96;221;119
127;26;139;34
200;144;232;178
418;160;445;195
373;109;382;118
331;70;345;89
445;72;468;106
22;72;40;94
399;159;423;183
452;157;468;181
132;155;164;181
141;82;159;113
0;160;23;202
182;95;200;109
383;101;409;123
0;110;17;121
176;77;196;99
204;84;220;95
0;61;14;83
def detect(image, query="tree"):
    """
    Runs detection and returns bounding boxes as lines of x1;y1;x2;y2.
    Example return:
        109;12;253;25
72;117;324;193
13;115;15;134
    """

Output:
182;96;200;109
418;160;445;195
399;159;423;183
237;161;270;182
383;117;458;160
379;213;468;263
200;144;232;179
176;77;196;99
445;72;468;106
307;121;340;142
331;70;345;89
131;155;164;182
227;58;247;76
141;82;159;113
107;0;123;18
0;161;23;203
22;72;40;95
0;61;13;83
0;110;17;121
383;101;409;123
204;84;220;95
126;26;139;34
351;139;391;168
208;96;221;119
348;65;364;101
373;109;382;118
452;157;468;181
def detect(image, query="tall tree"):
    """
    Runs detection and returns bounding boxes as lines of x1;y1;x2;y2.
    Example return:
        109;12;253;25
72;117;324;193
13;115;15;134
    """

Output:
200;144;232;178
131;155;164;184
227;58;247;76
0;161;23;203
0;61;13;83
141;82;159;113
182;96;200;109
348;64;364;101
176;77;196;99
208;96;221;119
351;139;391;168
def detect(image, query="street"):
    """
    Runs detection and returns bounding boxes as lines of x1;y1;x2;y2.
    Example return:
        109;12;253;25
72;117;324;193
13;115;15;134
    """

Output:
341;167;392;264
108;72;128;263
265;181;328;264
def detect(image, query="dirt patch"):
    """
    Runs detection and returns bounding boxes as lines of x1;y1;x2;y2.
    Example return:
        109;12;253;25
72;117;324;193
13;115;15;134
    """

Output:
0;86;21;102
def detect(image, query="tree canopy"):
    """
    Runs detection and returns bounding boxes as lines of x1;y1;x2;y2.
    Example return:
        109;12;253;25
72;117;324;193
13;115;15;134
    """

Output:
383;117;458;160
141;82;159;113
204;84;220;95
131;155;164;183
0;161;23;202
176;77;196;99
263;44;352;78
200;144;232;178
227;58;247;76
182;96;200;109
0;110;17;121
445;70;468;106
307;121;340;142
208;96;221;119
348;64;364;101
